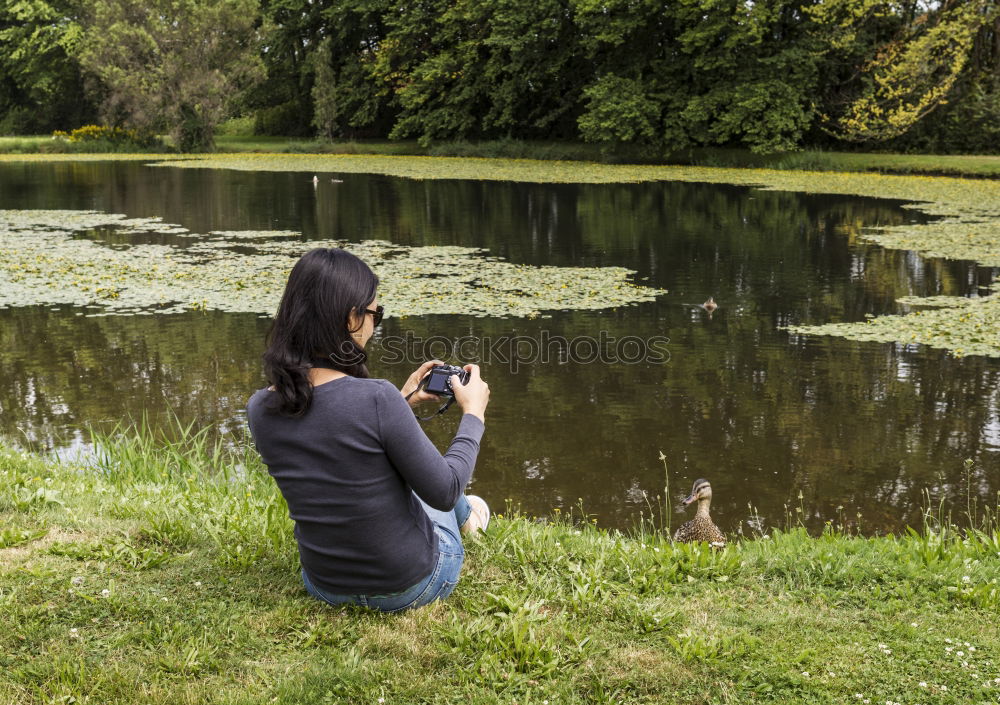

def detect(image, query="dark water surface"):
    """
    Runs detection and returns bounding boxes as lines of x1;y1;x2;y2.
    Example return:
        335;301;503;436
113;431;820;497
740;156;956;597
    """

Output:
2;160;998;533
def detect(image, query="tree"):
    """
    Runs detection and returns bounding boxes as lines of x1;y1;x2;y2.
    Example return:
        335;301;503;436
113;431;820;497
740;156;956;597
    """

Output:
573;0;825;154
817;0;1000;142
310;36;339;139
577;74;659;146
255;0;393;138
374;0;586;145
0;0;96;133
77;0;264;151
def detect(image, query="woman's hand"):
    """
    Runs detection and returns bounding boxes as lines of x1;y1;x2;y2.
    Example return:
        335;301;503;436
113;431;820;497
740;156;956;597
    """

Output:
400;359;444;408
451;364;489;422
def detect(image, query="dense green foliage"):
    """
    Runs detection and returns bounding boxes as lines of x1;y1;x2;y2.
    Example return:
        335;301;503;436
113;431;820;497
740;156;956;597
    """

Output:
0;0;95;134
0;0;998;152
76;0;263;151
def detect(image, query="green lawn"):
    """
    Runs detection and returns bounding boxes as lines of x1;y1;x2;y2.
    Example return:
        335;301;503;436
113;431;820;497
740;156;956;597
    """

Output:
214;138;1000;177
2;423;999;704
3;133;999;178
0;135;57;152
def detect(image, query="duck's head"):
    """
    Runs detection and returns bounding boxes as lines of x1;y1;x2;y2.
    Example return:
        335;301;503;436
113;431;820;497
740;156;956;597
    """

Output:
681;478;712;505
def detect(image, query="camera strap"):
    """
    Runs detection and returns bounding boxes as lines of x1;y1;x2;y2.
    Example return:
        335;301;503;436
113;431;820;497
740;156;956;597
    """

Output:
404;376;457;421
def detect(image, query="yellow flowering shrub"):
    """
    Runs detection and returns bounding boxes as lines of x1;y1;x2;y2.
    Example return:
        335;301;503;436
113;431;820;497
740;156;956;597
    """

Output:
50;125;160;147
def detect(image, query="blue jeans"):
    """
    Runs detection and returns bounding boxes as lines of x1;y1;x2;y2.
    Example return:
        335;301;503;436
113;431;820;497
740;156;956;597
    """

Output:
301;494;472;613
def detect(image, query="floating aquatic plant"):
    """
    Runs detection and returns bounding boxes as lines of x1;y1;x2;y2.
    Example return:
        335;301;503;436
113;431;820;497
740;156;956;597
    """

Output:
786;292;1000;358
0;209;665;318
2;153;998;355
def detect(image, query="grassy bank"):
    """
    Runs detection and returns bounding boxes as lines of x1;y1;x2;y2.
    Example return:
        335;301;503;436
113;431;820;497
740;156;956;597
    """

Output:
0;136;170;155
183;137;1000;178
3;134;1000;178
2;425;1000;705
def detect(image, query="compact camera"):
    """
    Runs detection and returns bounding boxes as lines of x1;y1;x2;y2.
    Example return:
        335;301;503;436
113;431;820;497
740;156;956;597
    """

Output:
422;364;470;397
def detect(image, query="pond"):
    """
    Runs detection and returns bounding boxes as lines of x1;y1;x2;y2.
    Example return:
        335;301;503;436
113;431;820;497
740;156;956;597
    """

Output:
1;160;998;533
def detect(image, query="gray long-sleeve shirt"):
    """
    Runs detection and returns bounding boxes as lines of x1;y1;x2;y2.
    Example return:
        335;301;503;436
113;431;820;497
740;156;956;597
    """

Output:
246;376;485;593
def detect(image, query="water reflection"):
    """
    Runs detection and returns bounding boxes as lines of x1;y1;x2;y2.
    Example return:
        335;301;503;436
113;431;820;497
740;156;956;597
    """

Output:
0;161;997;532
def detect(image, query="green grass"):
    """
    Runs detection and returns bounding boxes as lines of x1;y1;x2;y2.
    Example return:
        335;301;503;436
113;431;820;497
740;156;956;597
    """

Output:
658;146;1000;178
2;420;1000;704
0;135;169;154
217;138;1000;177
211;137;1000;177
4;133;1000;177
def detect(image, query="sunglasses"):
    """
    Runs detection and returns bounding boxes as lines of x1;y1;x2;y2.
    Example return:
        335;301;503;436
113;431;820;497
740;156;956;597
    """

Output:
363;305;384;326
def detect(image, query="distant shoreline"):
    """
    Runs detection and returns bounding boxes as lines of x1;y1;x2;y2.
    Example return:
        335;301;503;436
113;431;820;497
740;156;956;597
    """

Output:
2;135;999;179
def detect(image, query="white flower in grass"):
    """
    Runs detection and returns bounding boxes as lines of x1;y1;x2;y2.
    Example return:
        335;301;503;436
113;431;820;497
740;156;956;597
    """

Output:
945;638;953;643
194;581;202;587
940;685;948;691
378;699;385;704
918;682;927;688
69;628;79;638
962;575;971;583
70;576;84;586
801;672;809;677
101;589;110;597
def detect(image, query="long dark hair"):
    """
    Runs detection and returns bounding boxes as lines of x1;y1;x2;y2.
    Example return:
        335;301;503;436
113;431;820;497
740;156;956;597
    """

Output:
262;248;379;417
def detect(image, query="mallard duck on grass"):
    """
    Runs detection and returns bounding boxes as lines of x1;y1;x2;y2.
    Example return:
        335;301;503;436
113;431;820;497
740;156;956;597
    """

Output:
673;478;726;547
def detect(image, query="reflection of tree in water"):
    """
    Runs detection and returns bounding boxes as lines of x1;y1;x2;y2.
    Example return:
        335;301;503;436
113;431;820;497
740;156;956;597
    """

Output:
0;307;270;452
1;162;997;533
404;311;1000;536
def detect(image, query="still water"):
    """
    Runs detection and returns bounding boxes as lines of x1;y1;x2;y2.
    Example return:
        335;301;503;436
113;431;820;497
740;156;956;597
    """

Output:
1;160;998;533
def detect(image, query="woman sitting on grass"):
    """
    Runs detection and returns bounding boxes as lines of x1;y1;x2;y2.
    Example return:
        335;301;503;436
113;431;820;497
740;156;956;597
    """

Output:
246;248;491;612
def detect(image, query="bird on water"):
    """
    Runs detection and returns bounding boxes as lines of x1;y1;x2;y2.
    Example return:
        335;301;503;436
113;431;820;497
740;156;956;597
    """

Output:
673;478;726;547
701;297;718;313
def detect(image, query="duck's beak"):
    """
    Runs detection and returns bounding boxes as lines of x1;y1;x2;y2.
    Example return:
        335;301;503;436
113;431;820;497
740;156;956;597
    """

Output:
682;493;697;506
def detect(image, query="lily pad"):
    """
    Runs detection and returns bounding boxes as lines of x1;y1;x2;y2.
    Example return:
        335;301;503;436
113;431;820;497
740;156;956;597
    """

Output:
786;295;1000;358
0;209;666;318
2;154;998;355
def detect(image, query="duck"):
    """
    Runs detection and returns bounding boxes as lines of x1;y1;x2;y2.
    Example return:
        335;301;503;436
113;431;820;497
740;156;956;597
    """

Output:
311;175;319;185
673;478;726;547
701;297;718;313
